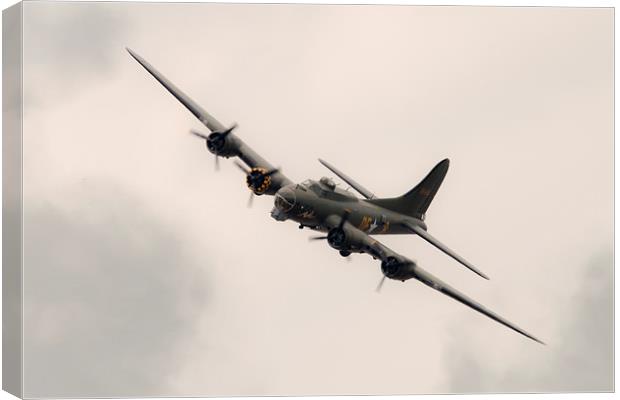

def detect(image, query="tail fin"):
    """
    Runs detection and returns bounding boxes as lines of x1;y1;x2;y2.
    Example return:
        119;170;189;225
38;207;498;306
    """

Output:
368;159;449;219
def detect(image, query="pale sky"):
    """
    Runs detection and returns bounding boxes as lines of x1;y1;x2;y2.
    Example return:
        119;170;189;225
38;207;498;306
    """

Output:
20;3;613;397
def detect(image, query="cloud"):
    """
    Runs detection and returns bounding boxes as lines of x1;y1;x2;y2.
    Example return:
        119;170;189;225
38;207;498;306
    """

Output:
23;181;209;397
18;3;612;396
442;250;613;393
23;2;130;108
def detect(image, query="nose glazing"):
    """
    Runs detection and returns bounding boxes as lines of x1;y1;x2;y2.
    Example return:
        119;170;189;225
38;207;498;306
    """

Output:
274;187;296;212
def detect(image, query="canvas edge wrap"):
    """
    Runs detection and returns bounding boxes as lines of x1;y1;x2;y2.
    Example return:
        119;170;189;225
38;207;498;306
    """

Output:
3;2;23;398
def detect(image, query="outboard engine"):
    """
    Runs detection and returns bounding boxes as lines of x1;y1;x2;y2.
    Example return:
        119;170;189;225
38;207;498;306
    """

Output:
381;256;417;282
205;124;239;158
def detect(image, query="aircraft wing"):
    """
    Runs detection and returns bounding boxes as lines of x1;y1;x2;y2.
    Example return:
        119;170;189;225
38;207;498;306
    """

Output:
410;262;544;344
345;230;543;344
127;48;225;133
127;48;293;191
403;221;489;280
315;218;542;343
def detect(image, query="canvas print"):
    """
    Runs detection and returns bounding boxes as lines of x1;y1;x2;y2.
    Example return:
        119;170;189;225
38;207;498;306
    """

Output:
2;2;613;398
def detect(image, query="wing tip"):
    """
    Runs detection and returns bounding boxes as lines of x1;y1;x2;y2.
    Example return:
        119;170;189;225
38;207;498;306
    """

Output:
126;47;147;67
526;334;546;346
511;322;546;346
466;263;490;280
478;270;491;280
530;334;546;345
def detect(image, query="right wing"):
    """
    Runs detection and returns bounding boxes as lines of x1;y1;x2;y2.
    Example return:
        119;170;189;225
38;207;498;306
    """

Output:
127;48;293;192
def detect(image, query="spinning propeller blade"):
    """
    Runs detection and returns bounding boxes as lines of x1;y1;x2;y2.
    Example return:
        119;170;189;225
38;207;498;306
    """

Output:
190;129;209;140
265;168;280;176
234;160;250;174
338;210;351;230
309;235;328;241
375;275;387;293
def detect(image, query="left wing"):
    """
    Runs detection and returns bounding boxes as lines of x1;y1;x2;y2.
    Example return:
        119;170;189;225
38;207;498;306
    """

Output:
374;239;544;344
410;263;544;344
321;221;543;344
127;48;292;193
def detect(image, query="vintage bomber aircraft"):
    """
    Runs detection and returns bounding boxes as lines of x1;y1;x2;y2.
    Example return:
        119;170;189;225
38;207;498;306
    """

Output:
127;48;544;345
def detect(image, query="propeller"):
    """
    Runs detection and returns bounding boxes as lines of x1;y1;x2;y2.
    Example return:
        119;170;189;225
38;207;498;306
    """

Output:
234;160;249;174
375;275;387;293
308;209;351;248
189;129;209;140
325;209;350;248
190;129;220;171
381;256;399;276
308;235;328;241
190;123;238;171
234;161;280;183
337;209;351;230
208;122;237;146
234;162;255;207
376;256;416;293
233;161;281;207
309;235;352;261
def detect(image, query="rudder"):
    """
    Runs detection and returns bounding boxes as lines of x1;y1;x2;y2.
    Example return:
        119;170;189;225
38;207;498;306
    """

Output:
368;159;449;219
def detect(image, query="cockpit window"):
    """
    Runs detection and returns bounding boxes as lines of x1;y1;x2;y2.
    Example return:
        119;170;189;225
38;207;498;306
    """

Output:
319;177;336;190
308;183;324;196
274;192;295;212
296;180;321;195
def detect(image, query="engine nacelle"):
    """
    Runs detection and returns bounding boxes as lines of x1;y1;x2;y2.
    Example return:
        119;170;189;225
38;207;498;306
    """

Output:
381;256;402;278
381;256;417;282
246;168;273;195
326;225;369;254
206;126;239;158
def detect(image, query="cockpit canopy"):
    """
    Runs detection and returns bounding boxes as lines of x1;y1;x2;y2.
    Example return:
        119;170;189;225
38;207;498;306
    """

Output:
298;178;336;194
297;178;358;200
274;187;295;212
319;177;336;190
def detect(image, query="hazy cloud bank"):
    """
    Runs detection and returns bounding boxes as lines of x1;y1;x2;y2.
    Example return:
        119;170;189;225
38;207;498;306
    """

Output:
23;2;130;108
23;182;209;397
442;251;613;393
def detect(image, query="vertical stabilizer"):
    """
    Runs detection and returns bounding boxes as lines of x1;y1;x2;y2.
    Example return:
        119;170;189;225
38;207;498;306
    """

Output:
368;159;449;219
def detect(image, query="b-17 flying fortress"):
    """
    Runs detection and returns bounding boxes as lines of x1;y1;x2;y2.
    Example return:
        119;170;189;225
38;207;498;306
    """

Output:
127;48;544;345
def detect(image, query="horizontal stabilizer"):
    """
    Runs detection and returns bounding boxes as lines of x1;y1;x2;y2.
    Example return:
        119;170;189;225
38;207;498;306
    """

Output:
404;222;489;280
318;159;376;199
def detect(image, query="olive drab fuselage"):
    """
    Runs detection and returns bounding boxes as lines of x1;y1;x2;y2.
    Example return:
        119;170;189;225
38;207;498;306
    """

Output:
270;178;426;235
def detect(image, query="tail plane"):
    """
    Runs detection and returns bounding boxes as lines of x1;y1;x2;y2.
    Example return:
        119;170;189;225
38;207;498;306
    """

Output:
368;158;449;220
